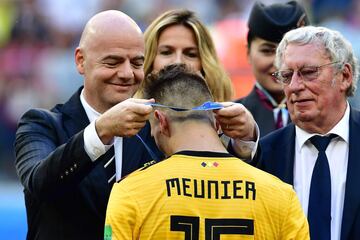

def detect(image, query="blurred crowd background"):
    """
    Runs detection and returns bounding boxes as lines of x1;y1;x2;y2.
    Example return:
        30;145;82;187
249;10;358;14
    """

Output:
0;0;359;238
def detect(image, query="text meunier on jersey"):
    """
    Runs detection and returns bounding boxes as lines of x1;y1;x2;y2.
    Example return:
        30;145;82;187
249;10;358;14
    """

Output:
166;178;256;200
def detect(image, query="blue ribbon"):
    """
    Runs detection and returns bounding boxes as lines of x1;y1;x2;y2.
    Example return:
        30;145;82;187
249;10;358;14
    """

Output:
146;101;224;111
135;134;159;162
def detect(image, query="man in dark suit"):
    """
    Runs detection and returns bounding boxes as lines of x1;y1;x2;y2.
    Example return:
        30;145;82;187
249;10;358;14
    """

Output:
14;10;257;240
256;26;360;240
235;1;309;137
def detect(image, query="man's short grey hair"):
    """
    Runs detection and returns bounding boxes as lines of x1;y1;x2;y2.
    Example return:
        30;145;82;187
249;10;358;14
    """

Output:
275;26;359;96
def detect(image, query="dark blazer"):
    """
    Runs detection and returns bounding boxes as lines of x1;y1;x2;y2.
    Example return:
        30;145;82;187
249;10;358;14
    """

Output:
15;87;163;240
236;87;290;137
255;108;360;240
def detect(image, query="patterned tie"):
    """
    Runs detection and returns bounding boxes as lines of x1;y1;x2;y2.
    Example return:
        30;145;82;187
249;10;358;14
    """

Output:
103;147;116;185
102;135;159;185
275;109;284;129
255;87;273;111
308;134;336;240
255;85;287;129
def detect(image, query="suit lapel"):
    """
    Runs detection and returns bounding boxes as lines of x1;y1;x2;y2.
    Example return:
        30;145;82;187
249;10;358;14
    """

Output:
259;124;296;184
276;125;296;184
122;123;157;177
122;136;142;177
341;108;360;240
60;87;89;136
59;88;112;218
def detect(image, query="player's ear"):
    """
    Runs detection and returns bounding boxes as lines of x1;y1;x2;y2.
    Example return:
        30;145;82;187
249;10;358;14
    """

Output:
154;110;161;122
154;110;171;137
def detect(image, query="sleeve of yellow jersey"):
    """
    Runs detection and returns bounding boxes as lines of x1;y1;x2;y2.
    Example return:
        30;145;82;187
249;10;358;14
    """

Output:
104;183;140;240
280;189;310;240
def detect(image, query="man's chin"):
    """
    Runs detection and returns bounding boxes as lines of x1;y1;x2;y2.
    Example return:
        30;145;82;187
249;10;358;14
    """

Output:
293;111;315;124
115;92;136;102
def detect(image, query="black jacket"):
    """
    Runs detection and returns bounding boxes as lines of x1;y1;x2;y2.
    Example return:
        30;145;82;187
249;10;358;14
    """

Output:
15;87;162;240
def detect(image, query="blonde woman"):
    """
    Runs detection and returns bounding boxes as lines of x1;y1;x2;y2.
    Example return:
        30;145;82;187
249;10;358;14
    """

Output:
135;9;258;160
137;9;233;102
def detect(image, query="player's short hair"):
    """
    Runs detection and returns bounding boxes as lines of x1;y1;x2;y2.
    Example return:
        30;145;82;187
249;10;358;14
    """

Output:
143;64;214;122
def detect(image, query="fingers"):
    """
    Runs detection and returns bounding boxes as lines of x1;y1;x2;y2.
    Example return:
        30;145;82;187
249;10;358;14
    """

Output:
96;98;157;140
120;120;148;137
130;98;155;105
214;102;256;140
214;103;247;126
214;102;243;117
124;98;155;116
215;101;234;108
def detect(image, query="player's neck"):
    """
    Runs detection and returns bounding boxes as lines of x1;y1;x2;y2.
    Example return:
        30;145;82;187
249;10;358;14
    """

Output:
167;123;228;155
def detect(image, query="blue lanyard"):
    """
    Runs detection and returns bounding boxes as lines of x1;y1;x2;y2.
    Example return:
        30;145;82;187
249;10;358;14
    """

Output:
135;134;159;162
146;101;224;111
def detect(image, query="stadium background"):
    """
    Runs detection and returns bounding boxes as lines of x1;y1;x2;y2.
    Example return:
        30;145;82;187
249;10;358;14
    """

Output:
1;0;359;238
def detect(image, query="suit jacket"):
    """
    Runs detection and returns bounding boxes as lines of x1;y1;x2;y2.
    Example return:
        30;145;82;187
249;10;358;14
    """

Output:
255;108;360;240
236;87;290;137
14;87;163;240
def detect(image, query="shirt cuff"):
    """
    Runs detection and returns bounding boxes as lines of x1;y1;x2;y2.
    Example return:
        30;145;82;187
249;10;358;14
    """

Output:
231;123;260;160
84;120;113;162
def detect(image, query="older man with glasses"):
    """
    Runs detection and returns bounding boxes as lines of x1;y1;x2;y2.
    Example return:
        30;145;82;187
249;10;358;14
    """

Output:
253;26;360;240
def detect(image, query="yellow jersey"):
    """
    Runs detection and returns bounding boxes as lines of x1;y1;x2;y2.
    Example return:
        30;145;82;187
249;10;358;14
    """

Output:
105;151;309;239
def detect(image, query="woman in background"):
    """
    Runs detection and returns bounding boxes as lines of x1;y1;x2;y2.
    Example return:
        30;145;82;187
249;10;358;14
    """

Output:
235;1;309;136
137;9;234;102
136;9;257;159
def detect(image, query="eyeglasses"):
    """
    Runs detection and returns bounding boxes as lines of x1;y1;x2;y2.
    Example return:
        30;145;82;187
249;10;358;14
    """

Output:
272;61;341;85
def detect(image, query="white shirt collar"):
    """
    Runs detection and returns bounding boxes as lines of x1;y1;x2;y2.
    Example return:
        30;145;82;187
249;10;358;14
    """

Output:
296;102;350;148
80;89;101;122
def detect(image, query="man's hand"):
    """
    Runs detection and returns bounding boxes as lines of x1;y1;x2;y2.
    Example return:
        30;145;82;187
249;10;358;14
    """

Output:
95;98;155;144
214;102;256;141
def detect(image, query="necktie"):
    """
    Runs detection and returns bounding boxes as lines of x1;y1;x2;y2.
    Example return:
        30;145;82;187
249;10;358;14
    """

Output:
308;134;336;240
103;135;159;185
255;87;273;111
255;84;287;129
103;147;116;185
275;109;284;129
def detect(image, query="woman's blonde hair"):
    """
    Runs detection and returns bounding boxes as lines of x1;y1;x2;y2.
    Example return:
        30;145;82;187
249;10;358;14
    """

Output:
137;9;234;102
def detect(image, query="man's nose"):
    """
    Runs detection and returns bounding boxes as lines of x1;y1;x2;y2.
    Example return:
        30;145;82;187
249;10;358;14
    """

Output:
117;60;134;79
287;71;305;90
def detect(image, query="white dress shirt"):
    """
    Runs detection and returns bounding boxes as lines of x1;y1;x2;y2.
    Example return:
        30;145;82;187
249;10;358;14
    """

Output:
293;103;350;240
81;90;123;181
231;124;260;159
